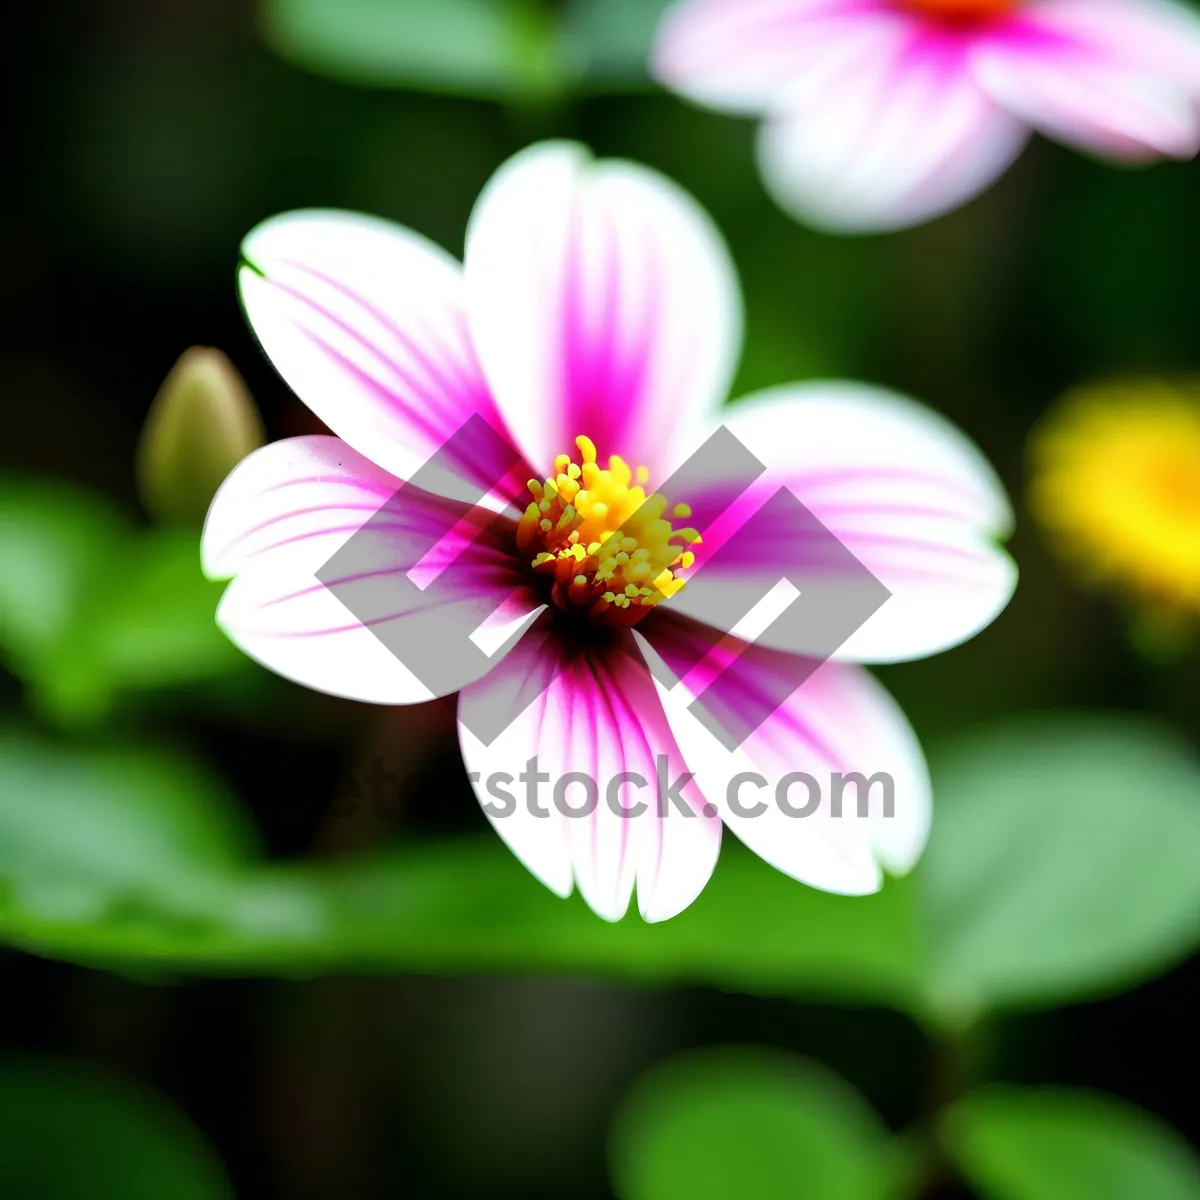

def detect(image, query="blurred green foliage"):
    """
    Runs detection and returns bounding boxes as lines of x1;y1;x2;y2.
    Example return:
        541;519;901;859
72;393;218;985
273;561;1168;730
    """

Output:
607;1049;1200;1200
0;729;254;929
0;481;246;726
0;727;920;995
921;714;1200;1018
4;713;1199;1041
0;1061;233;1199
944;1088;1200;1200
0;480;128;681
261;0;674;100
609;1047;907;1200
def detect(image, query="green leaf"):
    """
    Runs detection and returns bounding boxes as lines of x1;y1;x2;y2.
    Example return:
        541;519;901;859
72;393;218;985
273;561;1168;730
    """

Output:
0;478;128;676
259;0;672;99
921;713;1200;1018
6;709;1199;1019
943;1087;1200;1200
0;1060;233;1199
261;0;565;101
296;839;926;998
0;480;247;725
609;1047;904;1200
561;0;675;89
0;716;920;1001
0;729;255;931
4;825;925;1004
35;529;246;725
0;726;921;1000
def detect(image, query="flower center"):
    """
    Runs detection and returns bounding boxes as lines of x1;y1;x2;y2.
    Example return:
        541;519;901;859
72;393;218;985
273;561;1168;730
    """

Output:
900;0;1017;23
516;435;698;626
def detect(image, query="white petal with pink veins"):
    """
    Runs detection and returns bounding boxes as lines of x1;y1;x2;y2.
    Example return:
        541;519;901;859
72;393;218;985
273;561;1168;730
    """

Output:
638;618;931;892
202;436;403;580
463;141;742;480
669;382;1015;664
758;22;1030;232
458;622;722;922
1016;0;1200;85
240;209;514;497
973;2;1200;159
204;435;542;705
653;0;892;113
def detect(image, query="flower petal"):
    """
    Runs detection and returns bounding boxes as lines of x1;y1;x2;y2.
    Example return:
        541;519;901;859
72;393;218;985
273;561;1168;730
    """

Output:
463;141;742;479
1017;0;1200;84
653;0;883;114
758;21;1030;232
240;209;514;495
202;435;401;580
458;621;722;922
639;614;931;892
973;2;1200;159
666;383;1015;663
204;435;542;705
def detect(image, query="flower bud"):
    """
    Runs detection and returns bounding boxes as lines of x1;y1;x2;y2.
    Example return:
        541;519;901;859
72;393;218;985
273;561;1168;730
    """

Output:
137;347;264;526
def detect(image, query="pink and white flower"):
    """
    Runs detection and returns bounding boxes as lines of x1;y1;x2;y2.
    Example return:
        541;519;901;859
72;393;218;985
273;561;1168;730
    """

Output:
653;0;1200;232
202;141;1016;921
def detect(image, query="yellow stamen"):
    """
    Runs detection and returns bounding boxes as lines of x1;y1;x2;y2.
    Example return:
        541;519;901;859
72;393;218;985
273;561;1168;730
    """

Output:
522;435;697;625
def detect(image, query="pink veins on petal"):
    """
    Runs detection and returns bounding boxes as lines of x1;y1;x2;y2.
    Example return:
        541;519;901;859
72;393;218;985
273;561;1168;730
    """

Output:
653;0;1200;231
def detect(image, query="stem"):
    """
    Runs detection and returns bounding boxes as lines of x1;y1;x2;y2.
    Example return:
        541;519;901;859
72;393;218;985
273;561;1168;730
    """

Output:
907;1020;982;1199
501;0;575;124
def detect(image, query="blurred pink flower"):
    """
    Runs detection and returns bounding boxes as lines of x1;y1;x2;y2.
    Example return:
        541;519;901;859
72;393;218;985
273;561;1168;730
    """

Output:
654;0;1200;231
202;142;1015;921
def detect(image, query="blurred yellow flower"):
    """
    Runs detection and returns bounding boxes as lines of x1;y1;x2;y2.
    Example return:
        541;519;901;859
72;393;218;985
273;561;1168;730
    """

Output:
1030;379;1200;613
